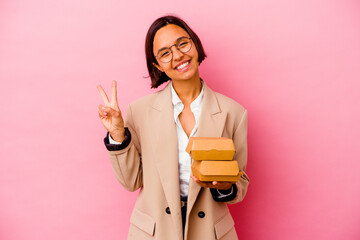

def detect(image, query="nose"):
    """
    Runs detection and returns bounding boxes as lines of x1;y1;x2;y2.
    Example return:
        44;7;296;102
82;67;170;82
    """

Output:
170;45;184;61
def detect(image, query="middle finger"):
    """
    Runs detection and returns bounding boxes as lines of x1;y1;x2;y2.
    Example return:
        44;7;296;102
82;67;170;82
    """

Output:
111;80;118;105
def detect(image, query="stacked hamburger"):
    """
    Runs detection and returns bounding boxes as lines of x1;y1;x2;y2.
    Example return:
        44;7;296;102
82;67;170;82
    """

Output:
186;137;242;182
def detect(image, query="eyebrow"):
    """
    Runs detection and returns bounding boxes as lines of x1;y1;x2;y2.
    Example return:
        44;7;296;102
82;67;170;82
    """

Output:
156;36;188;53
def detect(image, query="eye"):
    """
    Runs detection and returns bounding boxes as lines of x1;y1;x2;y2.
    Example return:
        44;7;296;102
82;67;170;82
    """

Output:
160;50;171;58
178;40;189;48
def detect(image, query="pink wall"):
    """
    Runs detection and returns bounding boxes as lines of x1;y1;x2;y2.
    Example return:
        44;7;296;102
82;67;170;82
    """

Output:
1;0;359;239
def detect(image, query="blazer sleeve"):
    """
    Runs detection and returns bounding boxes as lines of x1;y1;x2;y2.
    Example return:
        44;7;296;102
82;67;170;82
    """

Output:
105;104;143;192
227;109;250;204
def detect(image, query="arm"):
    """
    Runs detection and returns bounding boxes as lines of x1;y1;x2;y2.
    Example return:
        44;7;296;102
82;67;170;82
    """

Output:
225;109;250;204
97;81;143;192
105;104;143;192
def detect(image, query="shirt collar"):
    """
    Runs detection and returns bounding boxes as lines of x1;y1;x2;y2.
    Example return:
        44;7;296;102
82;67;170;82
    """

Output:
170;80;204;108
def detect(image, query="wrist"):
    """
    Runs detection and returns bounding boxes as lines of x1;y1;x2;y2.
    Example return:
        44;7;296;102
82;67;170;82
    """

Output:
110;129;125;142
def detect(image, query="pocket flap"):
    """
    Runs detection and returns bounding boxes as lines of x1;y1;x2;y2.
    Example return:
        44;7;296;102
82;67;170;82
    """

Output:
130;208;156;236
214;212;235;239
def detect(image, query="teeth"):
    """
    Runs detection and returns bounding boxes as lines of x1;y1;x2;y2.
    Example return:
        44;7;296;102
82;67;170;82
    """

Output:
176;61;189;70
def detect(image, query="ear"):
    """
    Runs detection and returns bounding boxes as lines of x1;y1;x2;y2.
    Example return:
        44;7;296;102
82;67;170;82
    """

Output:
153;62;164;72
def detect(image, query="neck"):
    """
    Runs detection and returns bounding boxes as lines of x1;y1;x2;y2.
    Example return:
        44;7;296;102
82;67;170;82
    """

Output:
172;73;202;106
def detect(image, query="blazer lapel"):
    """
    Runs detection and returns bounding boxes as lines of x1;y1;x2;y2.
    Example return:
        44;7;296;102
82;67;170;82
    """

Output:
150;82;183;237
186;83;227;216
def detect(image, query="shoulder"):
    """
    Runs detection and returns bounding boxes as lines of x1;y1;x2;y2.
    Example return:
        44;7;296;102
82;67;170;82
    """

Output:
126;84;168;114
209;89;248;137
129;92;158;108
210;88;247;115
205;86;248;130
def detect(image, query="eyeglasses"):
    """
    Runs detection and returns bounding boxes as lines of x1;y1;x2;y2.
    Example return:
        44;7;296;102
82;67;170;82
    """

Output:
155;37;192;63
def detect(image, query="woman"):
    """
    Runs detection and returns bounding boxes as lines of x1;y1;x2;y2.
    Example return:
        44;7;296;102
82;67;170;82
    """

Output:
97;15;249;240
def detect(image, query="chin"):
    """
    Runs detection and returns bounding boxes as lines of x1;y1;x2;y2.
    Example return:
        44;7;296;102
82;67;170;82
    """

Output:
171;73;197;82
172;68;199;81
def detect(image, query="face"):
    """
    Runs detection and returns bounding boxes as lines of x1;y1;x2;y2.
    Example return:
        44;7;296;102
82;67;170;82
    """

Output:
153;24;199;82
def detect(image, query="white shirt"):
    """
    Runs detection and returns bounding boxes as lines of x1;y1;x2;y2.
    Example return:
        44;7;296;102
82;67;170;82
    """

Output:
171;82;204;196
109;81;233;198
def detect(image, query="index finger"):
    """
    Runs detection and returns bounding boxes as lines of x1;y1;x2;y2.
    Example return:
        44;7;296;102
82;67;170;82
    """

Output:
97;85;110;105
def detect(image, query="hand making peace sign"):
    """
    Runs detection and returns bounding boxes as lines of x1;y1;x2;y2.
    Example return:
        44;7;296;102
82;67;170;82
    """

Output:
97;80;125;142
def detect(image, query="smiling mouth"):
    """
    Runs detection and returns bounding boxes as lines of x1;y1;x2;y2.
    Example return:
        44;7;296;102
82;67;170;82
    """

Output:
175;60;191;70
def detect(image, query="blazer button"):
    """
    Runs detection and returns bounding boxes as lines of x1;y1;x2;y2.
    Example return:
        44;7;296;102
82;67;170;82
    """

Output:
198;211;205;218
165;207;171;214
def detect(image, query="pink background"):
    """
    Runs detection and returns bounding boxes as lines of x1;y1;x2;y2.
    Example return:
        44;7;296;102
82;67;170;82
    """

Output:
1;0;360;239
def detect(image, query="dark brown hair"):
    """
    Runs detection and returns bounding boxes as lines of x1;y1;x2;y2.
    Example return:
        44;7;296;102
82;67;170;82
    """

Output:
145;15;207;88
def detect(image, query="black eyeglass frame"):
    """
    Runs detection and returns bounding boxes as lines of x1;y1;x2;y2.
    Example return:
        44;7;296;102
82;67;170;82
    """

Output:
155;37;193;63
